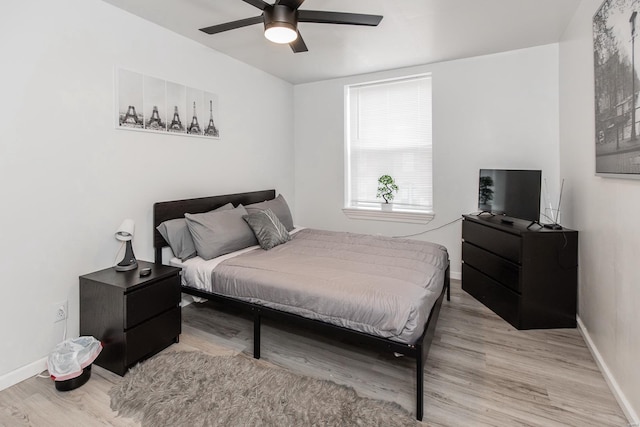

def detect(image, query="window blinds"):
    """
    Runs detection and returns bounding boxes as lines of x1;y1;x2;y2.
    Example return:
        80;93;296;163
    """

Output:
346;75;433;212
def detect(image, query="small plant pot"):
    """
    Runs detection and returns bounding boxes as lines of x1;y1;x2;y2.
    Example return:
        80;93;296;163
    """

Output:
381;203;393;212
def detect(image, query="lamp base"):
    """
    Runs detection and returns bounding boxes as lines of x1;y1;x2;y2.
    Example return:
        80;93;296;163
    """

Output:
115;260;138;272
115;240;138;272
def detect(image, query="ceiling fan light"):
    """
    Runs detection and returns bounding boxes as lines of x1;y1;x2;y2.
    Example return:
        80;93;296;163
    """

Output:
264;24;297;44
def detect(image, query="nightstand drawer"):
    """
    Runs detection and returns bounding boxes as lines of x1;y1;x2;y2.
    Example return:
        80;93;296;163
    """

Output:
125;275;180;329
463;219;521;263
463;242;521;293
125;306;181;367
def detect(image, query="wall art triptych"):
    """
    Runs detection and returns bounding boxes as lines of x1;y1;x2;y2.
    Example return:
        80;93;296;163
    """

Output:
116;68;220;139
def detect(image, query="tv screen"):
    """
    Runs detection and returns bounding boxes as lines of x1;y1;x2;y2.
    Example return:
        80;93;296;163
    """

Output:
478;169;542;222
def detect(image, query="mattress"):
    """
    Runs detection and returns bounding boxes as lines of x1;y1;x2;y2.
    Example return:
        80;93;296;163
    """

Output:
180;228;448;344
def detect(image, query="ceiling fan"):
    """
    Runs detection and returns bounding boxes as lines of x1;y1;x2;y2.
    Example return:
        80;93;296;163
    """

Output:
199;0;383;53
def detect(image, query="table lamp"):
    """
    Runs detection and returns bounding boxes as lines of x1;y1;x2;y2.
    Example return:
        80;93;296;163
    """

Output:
115;219;138;272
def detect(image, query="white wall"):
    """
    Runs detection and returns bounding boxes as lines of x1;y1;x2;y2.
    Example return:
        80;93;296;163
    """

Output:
560;0;640;422
293;44;561;276
0;0;293;385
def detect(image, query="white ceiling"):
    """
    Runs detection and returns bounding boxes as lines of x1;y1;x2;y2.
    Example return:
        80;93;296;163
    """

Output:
102;0;581;85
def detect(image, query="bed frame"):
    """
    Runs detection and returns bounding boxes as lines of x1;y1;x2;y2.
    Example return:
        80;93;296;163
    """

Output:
153;189;450;421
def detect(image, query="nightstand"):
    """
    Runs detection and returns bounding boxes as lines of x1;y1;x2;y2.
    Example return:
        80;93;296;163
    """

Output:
79;260;181;376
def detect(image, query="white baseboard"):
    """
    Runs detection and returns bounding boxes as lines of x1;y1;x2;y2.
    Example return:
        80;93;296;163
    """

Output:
450;271;461;281
577;316;639;426
0;357;48;392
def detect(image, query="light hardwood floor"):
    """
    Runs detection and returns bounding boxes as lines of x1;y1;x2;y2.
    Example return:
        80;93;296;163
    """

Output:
0;280;630;426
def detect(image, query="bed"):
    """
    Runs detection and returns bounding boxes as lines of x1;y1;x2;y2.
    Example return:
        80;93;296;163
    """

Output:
153;189;450;421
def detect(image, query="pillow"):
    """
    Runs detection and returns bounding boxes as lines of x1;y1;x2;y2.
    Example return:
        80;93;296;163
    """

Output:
245;194;294;231
157;202;233;261
243;209;291;250
185;205;258;260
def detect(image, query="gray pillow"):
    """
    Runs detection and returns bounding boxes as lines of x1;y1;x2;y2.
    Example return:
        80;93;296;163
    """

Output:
245;194;294;231
157;202;233;261
243;209;291;250
185;206;258;260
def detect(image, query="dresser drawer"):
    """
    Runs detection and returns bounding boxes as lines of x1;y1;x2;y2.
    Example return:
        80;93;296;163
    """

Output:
462;264;520;327
463;242;521;293
463;219;521;263
125;275;180;329
125;306;181;367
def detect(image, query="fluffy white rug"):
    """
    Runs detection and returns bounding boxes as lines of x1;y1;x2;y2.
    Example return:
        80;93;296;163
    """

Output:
110;351;417;426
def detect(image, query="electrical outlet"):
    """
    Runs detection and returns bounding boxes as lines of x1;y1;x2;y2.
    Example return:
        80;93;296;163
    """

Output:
53;301;68;323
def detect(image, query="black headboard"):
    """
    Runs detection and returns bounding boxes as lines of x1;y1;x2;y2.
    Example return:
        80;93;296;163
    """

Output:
153;189;276;263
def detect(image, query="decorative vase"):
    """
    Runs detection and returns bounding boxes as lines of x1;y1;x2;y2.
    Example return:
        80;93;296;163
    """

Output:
381;203;393;211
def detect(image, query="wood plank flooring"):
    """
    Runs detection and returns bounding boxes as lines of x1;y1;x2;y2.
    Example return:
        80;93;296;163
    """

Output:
0;280;630;426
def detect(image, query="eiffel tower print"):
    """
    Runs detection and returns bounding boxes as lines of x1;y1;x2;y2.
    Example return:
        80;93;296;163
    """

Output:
121;105;143;128
168;106;184;132
145;105;165;130
187;101;201;135
204;100;219;137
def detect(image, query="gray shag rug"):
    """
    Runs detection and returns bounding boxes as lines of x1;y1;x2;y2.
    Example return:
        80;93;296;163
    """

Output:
110;351;417;426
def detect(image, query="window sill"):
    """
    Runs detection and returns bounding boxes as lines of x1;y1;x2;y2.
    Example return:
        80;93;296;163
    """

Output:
342;208;434;224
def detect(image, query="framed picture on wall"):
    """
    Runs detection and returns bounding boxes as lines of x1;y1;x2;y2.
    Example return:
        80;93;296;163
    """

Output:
593;0;640;176
186;87;204;136
117;69;144;129
115;68;221;139
143;75;166;131
203;92;220;137
167;81;187;134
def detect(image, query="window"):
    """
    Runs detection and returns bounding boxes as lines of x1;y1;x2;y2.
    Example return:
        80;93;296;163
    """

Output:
344;74;433;221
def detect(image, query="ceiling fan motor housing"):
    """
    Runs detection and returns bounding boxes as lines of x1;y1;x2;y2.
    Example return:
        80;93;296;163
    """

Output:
264;4;298;33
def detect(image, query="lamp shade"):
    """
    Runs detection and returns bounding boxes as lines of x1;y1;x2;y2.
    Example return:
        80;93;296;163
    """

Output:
115;219;134;242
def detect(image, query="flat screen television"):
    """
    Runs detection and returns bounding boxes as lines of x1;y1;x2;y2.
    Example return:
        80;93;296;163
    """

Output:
478;169;542;222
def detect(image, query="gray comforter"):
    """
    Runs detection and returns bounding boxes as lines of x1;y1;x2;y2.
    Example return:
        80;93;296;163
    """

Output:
209;229;448;344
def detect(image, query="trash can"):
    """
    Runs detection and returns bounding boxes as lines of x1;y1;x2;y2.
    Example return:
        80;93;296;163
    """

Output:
47;336;102;391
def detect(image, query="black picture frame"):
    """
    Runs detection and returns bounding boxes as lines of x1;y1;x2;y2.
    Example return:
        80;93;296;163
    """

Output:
593;0;640;177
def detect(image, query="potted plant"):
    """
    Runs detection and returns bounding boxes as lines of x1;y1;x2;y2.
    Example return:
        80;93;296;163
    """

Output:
376;175;399;211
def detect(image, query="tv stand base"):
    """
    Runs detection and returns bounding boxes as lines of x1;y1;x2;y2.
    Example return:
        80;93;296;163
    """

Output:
543;223;563;230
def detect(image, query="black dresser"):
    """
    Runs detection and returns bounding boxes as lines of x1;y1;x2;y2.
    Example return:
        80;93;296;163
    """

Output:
461;215;578;329
79;260;181;375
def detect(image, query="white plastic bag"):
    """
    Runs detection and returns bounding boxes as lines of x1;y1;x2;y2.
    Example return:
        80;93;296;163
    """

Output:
47;336;102;381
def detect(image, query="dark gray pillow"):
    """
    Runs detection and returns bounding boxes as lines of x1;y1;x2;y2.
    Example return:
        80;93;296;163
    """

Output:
243;208;291;250
157;203;233;261
185;206;258;260
245;194;294;231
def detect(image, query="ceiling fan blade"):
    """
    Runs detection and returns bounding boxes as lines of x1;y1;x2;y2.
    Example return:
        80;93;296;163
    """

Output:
298;10;383;26
199;16;263;35
290;31;308;53
276;0;305;10
243;0;271;10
